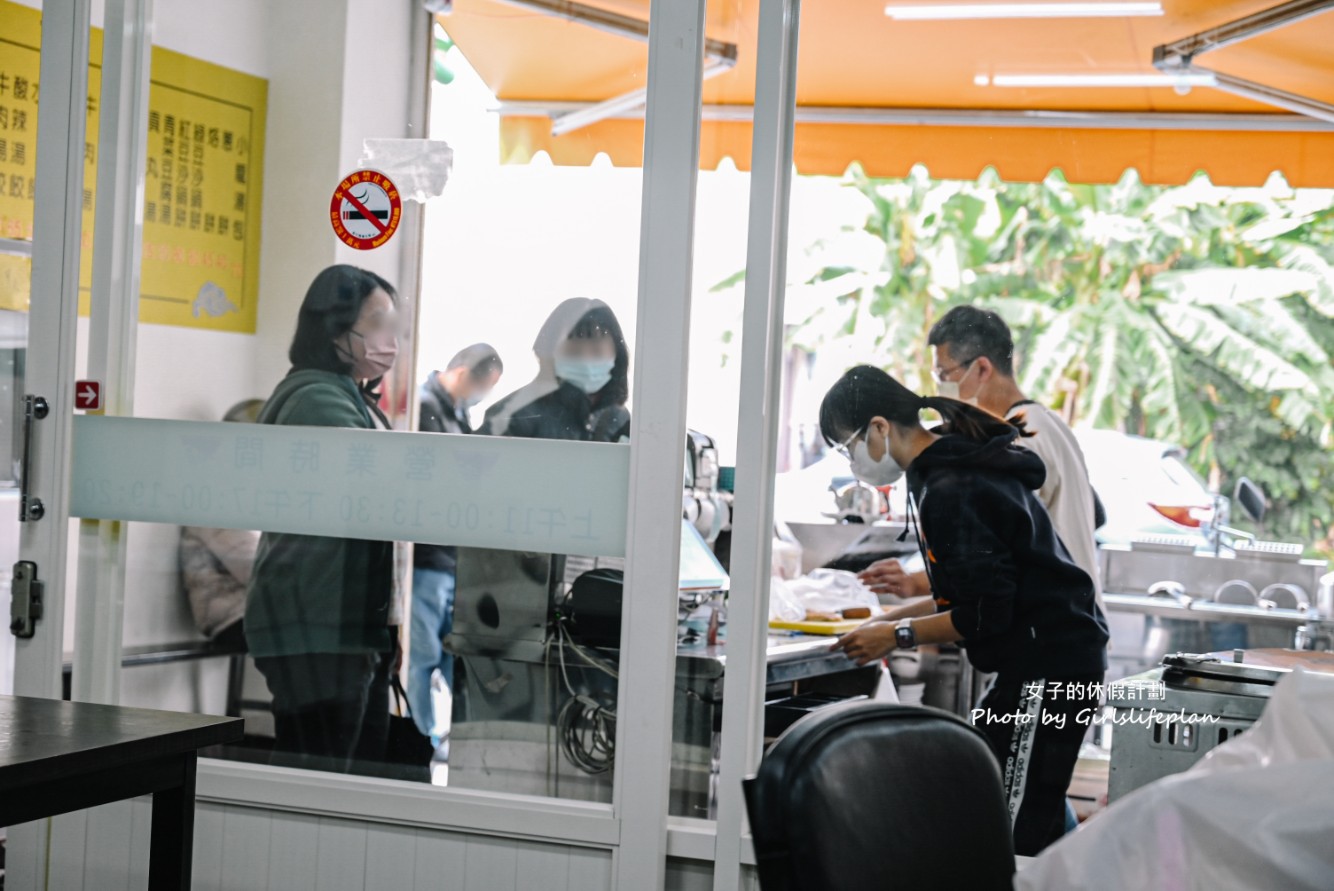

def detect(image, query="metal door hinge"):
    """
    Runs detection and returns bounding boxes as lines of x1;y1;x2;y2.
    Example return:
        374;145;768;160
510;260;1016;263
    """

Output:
9;560;43;638
19;395;48;522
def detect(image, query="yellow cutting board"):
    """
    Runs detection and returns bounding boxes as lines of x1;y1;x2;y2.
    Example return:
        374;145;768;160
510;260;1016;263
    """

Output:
768;618;865;636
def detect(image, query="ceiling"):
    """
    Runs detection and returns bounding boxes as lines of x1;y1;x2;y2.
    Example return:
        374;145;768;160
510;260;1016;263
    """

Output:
441;0;1334;184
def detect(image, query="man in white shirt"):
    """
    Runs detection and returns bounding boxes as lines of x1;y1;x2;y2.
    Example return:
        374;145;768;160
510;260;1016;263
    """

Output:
862;306;1104;614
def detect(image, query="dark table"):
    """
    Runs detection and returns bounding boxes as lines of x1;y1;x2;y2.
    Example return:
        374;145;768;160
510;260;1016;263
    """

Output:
0;695;243;890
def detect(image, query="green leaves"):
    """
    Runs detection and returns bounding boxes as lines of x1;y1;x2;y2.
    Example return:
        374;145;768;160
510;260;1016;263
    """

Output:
433;29;456;85
1153;267;1320;307
715;167;1334;555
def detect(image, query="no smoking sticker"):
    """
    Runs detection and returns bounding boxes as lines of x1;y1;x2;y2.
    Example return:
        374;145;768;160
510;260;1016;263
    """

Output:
330;169;402;250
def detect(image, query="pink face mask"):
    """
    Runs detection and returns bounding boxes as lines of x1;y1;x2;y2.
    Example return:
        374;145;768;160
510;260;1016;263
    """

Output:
339;329;398;380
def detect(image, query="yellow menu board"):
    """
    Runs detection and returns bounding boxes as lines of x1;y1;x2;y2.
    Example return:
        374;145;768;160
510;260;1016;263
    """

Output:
0;1;267;332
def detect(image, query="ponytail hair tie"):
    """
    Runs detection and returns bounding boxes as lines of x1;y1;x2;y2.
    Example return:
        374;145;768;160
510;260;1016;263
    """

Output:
918;395;930;410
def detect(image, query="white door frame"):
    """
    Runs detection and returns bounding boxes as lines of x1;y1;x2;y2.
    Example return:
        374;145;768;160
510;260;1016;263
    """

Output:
6;2;94;887
712;0;803;887
71;0;155;707
12;0;91;700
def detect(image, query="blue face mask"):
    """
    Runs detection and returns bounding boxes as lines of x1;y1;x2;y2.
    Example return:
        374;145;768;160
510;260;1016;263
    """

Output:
555;358;614;395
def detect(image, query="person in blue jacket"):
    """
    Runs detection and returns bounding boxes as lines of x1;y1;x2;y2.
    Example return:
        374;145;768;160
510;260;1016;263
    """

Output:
409;343;503;750
821;364;1108;856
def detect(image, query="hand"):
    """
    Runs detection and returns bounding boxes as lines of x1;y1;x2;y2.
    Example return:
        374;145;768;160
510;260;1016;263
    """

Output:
858;558;922;596
831;623;897;667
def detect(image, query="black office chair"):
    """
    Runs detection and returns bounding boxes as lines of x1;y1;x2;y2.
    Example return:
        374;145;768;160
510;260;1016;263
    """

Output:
744;700;1015;891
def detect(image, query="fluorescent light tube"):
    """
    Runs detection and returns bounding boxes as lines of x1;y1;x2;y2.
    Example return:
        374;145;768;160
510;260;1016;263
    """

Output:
885;3;1163;20
989;72;1217;87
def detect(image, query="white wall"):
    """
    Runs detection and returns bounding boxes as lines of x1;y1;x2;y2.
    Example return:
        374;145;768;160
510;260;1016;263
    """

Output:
22;801;618;891
13;798;761;891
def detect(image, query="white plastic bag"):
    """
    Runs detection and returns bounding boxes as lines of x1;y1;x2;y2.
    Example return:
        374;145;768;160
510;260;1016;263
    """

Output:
772;521;803;580
768;577;806;623
785;568;879;615
1017;669;1334;891
771;537;802;581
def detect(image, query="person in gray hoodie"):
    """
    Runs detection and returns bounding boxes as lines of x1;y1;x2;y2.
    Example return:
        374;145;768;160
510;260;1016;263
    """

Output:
480;298;630;442
246;264;400;774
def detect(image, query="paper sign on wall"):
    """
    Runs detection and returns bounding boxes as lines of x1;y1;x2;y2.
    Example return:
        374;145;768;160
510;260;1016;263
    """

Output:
0;0;268;333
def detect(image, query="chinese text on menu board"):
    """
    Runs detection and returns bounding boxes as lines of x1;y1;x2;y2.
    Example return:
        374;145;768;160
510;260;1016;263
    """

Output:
0;0;267;332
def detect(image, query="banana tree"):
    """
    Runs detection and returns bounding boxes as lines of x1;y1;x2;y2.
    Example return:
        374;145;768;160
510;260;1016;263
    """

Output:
713;166;1334;553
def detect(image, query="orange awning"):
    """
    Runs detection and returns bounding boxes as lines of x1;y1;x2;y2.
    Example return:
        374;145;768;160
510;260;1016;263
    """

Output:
441;0;1334;185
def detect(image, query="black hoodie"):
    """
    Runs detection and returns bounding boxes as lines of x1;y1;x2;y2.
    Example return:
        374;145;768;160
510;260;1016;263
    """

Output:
908;428;1109;679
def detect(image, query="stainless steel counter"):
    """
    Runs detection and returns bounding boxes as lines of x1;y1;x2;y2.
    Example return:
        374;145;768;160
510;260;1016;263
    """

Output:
1103;592;1316;629
675;632;862;687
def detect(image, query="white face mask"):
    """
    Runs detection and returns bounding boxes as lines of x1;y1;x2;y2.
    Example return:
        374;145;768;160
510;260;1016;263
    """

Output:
850;429;904;487
555;358;614;395
936;365;979;407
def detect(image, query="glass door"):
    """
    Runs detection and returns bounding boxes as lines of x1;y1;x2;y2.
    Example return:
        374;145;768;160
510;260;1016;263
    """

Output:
8;0;713;886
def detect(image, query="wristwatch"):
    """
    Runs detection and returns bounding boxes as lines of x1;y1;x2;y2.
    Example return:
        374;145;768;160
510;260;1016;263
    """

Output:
895;619;917;650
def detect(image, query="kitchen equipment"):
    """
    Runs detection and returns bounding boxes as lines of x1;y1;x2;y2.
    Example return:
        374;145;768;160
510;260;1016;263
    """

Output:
1107;649;1334;802
1129;535;1198;555
1147;579;1189;604
1260;583;1309;611
1107;652;1277;802
1232;539;1304;563
1318;572;1334;618
564;567;623;648
1100;542;1329;674
1212;579;1258;606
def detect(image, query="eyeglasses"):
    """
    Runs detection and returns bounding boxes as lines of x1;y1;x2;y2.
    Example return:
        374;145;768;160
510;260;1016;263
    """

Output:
834;426;865;460
932;355;977;384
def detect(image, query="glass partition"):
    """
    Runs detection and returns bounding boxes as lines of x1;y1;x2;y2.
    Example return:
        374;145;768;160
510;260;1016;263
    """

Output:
406;32;645;797
21;0;1334;885
62;3;647;806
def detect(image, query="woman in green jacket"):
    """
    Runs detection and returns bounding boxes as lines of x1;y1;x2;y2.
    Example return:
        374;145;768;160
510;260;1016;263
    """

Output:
247;264;400;773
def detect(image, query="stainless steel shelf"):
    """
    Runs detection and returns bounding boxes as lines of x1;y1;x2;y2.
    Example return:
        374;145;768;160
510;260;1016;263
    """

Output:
1104;592;1314;628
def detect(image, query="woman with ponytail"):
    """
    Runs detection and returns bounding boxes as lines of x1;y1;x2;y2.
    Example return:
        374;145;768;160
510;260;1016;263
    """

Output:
819;364;1108;856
